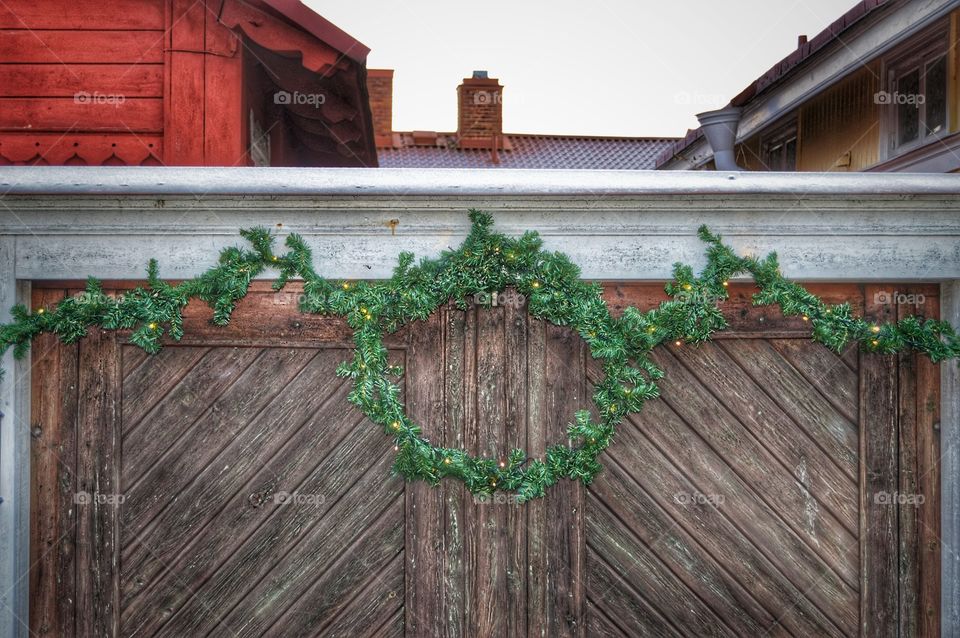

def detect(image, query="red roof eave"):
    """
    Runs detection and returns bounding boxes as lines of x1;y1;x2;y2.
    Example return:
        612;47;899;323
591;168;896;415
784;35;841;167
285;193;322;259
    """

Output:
257;0;370;64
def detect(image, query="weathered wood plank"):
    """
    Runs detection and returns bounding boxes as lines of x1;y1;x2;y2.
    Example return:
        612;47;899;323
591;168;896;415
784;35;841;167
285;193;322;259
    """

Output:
122;347;303;533
605;390;849;636
899;286;941;638
120;363;377;634
586;555;682;638
269;499;404;637
669;339;858;535
0;30;163;63
404;310;448;637
720;339;859;480
469;303;509;637
119;350;346;610
75;327;121;636
0;65;163;98
770;338;858;424
915;291;941;638
651;346;859;588
531;323;585;637
588;460;780;636
594;356;859;634
0;98;164;133
0;0;164;29
860;285;899;637
504;294;529;637
442;305;467;638
157;438;401;636
164;0;204;164
119;345;209;434
314;551;404;638
587;499;739;637
29;288;76;637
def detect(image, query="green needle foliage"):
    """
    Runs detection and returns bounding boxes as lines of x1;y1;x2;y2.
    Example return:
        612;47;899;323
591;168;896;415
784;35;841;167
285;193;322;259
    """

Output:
2;211;958;502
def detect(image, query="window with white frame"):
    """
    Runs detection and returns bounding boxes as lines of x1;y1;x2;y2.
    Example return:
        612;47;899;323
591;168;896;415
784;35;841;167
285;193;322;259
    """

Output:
881;27;949;157
761;122;798;171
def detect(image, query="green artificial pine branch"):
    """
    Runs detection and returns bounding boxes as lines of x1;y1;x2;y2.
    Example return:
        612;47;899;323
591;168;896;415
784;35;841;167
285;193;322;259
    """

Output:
1;213;958;501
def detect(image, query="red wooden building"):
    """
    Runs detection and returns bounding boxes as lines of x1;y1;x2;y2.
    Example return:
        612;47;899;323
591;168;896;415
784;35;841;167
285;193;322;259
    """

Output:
0;0;378;166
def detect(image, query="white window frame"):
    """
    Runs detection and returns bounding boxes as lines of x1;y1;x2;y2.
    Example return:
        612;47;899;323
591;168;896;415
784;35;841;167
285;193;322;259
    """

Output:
880;23;951;161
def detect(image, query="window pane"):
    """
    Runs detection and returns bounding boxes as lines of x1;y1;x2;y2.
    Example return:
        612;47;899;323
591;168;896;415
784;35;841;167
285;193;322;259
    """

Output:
925;55;947;135
784;138;797;171
897;68;921;145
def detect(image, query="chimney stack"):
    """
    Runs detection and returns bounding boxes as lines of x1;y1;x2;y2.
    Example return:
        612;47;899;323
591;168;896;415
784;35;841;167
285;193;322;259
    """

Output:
457;70;502;148
367;69;394;147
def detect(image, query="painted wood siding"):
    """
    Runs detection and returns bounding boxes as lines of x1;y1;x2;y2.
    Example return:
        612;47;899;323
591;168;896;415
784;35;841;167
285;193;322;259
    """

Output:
30;281;940;636
0;0;166;165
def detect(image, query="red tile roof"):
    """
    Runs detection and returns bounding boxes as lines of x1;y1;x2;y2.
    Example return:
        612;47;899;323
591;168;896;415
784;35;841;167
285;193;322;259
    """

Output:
378;133;677;169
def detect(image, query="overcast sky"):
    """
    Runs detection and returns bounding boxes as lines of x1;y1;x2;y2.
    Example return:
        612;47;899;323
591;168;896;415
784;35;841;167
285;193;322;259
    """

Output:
310;0;855;138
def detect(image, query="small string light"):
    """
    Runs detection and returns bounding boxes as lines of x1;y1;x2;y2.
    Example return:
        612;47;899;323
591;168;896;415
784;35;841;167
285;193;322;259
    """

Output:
271;255;278;262
148;322;158;330
444;458;452;465
342;282;350;291
609;404;617;413
683;283;692;291
647;325;656;333
493;246;500;253
872;339;880;347
802;315;809;322
36;308;45;315
722;281;729;288
391;421;400;431
394;445;399;451
675;340;682;347
870;325;881;333
531;281;541;289
499;461;506;468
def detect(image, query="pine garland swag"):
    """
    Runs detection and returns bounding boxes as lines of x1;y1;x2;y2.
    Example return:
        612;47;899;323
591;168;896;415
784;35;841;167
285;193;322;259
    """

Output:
2;211;958;502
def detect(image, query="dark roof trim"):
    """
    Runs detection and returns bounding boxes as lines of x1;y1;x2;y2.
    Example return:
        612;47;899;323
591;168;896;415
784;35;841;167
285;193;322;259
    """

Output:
258;0;370;64
730;0;893;107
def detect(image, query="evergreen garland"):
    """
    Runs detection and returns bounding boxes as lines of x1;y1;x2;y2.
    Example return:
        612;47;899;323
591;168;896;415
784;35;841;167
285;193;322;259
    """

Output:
2;211;958;502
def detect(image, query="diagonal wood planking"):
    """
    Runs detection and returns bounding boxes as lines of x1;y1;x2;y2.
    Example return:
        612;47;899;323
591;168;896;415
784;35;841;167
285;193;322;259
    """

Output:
27;282;941;636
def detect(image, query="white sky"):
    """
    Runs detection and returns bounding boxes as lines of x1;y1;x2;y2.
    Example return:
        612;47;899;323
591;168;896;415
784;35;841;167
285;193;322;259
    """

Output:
309;0;857;137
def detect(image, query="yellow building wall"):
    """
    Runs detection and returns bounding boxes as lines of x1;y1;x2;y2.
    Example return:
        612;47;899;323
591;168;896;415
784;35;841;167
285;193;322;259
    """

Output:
797;62;880;170
729;12;960;172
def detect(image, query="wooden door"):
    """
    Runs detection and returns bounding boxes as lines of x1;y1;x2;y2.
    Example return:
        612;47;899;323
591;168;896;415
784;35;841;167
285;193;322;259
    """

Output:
29;282;940;637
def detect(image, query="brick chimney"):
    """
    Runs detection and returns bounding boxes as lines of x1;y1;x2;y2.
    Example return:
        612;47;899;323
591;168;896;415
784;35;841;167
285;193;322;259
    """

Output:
367;69;394;147
457;70;502;148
